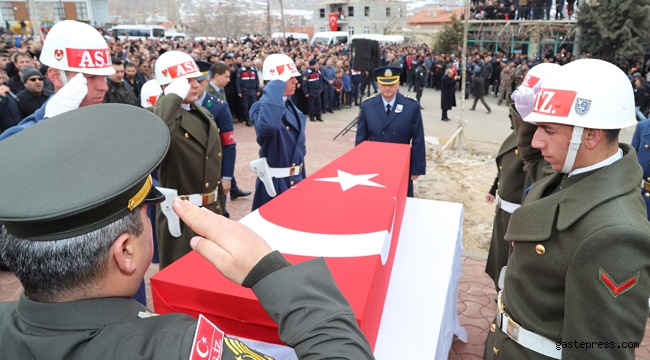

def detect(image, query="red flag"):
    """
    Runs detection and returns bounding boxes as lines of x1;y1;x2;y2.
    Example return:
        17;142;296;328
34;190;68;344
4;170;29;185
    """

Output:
189;315;225;360
328;13;338;31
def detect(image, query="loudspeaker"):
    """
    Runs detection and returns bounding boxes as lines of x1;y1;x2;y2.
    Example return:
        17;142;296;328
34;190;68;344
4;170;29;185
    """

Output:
351;39;381;71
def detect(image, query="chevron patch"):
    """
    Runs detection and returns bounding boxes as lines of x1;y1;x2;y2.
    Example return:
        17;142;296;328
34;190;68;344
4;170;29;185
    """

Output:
224;337;274;360
599;267;639;298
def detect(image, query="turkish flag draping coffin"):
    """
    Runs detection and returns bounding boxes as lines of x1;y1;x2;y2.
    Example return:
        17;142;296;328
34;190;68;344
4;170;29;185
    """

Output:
151;141;410;350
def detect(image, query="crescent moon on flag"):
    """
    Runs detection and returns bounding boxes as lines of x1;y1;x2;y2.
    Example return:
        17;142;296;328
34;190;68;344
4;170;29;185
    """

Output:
240;198;397;264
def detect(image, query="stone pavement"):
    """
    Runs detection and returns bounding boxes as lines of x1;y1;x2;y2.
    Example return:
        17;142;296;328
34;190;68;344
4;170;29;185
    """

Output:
0;85;647;358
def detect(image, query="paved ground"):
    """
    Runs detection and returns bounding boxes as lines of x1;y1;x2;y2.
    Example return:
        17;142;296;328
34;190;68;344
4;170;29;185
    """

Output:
0;85;645;358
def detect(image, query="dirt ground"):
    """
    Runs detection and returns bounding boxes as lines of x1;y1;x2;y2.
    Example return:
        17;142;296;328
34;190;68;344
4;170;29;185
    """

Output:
414;138;501;253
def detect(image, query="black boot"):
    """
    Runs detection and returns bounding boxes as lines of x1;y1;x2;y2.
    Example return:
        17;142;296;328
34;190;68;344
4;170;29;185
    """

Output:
310;116;316;122
245;118;253;127
317;116;324;122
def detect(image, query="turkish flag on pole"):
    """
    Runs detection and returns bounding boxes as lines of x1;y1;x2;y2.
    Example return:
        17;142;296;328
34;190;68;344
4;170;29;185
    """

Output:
329;13;338;31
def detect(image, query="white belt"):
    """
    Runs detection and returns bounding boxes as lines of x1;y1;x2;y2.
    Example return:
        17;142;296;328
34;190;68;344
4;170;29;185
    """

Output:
250;158;302;198
497;195;521;214
158;188;219;237
497;291;561;359
268;164;302;178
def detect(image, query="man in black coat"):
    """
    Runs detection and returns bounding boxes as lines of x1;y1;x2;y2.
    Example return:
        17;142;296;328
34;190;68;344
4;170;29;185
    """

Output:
414;60;427;110
470;74;492;114
440;68;458;121
16;67;52;118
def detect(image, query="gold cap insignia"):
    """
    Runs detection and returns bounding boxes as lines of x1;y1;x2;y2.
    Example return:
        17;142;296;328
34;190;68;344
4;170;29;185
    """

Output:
384;69;393;77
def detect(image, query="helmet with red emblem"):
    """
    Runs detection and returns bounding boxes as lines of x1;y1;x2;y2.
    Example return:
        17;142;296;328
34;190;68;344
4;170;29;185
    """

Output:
262;54;301;81
154;51;203;86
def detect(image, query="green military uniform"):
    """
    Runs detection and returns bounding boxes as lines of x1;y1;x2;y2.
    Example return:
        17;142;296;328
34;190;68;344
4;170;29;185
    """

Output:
484;114;527;290
483;145;650;359
148;93;225;269
497;67;514;106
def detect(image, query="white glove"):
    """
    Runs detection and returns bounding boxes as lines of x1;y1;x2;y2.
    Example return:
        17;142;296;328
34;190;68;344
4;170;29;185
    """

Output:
511;85;538;119
44;73;88;118
164;78;191;99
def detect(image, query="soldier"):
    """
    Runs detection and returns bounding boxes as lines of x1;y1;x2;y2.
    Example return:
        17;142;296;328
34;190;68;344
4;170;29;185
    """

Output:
484;63;560;291
0;104;374;359
413;59;427;110
484;59;650;359
631;118;650;220
236;56;260;127
0;20;112;141
513;61;530;89
250;54;307;211
302;59;323;122
355;66;426;197
206;61;252;202
497;62;514;106
148;50;224;270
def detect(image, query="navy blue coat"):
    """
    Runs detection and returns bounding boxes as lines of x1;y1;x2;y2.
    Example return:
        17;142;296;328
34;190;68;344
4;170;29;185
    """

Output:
355;92;426;177
0;94;22;135
250;80;307;210
631;119;650;219
200;92;236;179
0;97;48;141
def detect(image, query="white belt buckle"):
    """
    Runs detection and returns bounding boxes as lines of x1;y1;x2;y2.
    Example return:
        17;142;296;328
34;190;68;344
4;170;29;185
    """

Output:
505;316;520;342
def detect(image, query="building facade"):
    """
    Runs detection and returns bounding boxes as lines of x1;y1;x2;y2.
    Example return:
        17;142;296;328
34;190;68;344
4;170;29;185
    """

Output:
312;0;408;36
1;0;109;27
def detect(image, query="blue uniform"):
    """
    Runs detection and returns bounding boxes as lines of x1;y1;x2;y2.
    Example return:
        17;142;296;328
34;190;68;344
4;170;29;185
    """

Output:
0;97;48;141
250;80;307;210
321;65;335;111
302;68;322;119
200;93;236;180
355;92;426;197
236;66;260;122
631;119;650;219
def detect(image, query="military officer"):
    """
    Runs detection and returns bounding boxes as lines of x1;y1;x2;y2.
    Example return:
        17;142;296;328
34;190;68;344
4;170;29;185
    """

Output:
484;63;560;291
413;59;427;110
0;104;374;359
484;59;650;360
302;58;323;122
206;61;252;202
250;54;307;211
236;56;260;127
497;62;514;106
631;119;650;219
148;51;225;270
355;66;426;197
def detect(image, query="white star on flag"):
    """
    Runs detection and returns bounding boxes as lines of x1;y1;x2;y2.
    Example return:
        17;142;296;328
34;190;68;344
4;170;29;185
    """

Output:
315;170;385;191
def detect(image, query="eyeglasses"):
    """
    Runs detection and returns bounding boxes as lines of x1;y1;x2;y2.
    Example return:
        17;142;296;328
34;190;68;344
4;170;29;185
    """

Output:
27;77;42;82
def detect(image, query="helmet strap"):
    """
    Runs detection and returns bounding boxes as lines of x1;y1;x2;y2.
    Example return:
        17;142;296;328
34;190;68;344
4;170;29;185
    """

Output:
59;69;69;86
561;126;584;174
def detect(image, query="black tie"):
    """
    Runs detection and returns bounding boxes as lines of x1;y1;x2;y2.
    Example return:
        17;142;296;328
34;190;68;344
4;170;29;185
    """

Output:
386;104;391;115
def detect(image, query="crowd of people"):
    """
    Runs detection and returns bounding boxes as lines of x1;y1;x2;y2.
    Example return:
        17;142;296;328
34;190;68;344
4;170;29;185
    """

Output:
469;0;579;21
3;20;650;359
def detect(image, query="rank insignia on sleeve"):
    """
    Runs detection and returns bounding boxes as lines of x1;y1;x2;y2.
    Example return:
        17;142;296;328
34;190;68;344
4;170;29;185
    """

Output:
599;267;640;298
224;337;274;360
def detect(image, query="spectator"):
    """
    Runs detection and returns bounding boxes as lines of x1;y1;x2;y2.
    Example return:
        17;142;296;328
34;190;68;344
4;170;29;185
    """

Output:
0;74;21;134
634;78;647;121
103;58;137;106
16;67;51;118
123;62;142;98
6;52;33;93
441;68;459;121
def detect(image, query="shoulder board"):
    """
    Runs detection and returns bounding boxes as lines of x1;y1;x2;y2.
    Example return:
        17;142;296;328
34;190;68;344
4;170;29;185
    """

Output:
404;95;418;102
363;94;378;102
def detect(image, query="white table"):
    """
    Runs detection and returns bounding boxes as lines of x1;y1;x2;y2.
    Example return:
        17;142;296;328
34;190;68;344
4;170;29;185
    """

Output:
235;198;467;359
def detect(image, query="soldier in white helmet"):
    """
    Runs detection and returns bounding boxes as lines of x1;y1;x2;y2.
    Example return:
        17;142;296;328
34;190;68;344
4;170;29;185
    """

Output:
147;50;225;270
484;59;650;360
0;20;113;141
249;54;306;211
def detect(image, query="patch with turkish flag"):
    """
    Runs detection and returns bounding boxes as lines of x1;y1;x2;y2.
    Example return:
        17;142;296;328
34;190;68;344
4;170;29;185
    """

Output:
189;315;225;360
599;267;640;298
151;141;411;351
531;88;577;118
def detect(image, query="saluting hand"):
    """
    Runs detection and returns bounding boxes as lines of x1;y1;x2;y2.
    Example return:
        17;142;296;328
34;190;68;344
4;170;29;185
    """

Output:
173;199;272;285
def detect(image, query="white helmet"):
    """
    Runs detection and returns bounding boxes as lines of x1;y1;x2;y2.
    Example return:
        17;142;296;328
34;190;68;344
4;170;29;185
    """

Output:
140;80;162;108
155;51;202;86
526;59;635;129
40;20;114;76
262;54;301;81
518;62;560;91
526;59;634;173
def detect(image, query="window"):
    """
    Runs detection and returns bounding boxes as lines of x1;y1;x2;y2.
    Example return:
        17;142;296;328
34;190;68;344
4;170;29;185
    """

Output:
348;6;354;17
319;9;325;18
1;3;15;22
398;7;403;18
53;3;65;21
386;7;391;17
320;27;326;32
348;27;354;36
364;27;370;34
364;6;370;16
75;2;89;20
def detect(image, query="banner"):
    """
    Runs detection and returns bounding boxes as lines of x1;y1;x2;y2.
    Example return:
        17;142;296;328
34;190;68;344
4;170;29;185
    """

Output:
328;13;338;31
